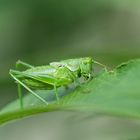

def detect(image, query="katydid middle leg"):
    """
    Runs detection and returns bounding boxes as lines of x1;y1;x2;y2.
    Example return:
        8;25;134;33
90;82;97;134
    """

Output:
54;84;59;103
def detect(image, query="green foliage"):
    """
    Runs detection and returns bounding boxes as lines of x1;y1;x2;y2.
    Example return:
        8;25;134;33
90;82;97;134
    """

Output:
0;59;140;125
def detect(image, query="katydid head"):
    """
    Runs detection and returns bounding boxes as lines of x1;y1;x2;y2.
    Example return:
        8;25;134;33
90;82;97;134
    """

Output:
80;57;93;79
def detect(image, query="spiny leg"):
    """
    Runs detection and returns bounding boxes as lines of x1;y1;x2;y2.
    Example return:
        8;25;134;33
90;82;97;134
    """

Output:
15;60;34;109
16;60;34;69
54;84;59;103
17;83;23;109
10;73;48;107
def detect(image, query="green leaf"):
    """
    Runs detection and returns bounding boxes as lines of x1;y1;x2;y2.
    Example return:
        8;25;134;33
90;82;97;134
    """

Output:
1;59;140;125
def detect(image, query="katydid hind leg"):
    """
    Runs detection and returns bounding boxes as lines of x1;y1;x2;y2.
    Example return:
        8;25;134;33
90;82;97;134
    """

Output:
16;60;34;69
10;73;49;106
17;83;23;109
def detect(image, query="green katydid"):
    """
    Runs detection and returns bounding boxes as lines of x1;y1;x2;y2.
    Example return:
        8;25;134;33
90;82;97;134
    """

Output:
9;57;106;109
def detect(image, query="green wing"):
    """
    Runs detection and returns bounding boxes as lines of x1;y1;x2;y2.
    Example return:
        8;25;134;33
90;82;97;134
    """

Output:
10;68;73;90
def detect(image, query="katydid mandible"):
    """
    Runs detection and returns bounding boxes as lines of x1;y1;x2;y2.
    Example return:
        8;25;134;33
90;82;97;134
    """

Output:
9;57;106;109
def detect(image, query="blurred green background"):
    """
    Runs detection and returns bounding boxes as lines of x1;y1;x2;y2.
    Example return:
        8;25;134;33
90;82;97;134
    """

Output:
0;0;140;139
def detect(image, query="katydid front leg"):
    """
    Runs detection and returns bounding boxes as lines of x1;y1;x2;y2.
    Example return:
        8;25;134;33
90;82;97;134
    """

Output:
62;66;81;87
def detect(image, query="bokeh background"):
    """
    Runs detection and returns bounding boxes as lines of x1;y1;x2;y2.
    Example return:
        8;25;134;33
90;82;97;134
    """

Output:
0;0;140;140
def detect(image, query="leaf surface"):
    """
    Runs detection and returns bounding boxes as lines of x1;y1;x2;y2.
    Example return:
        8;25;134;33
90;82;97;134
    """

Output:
1;59;140;125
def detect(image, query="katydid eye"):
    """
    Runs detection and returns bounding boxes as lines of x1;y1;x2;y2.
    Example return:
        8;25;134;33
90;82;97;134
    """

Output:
58;64;63;67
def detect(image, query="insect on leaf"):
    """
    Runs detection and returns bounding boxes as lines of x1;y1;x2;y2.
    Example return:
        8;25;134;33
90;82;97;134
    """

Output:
1;59;140;125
